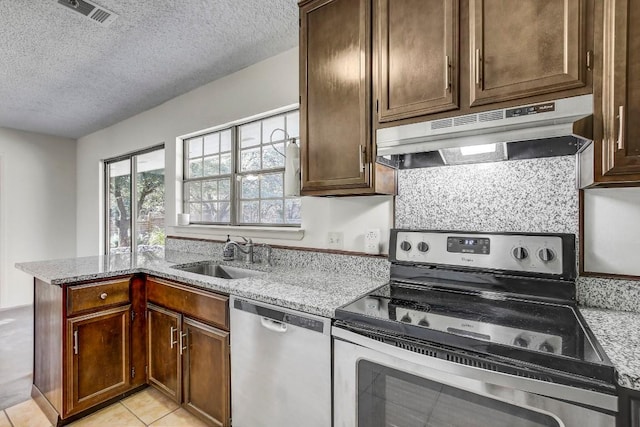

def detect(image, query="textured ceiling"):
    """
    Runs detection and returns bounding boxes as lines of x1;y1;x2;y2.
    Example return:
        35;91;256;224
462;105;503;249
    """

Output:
0;0;298;139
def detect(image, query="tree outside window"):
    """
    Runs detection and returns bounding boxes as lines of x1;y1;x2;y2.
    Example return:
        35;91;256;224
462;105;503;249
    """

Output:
106;147;165;254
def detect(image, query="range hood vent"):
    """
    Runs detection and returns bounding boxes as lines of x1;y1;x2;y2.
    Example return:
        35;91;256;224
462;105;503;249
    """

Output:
58;0;119;27
377;95;593;156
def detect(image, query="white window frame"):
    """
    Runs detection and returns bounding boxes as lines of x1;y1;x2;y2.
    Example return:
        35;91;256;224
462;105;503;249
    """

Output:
182;107;301;227
104;144;165;255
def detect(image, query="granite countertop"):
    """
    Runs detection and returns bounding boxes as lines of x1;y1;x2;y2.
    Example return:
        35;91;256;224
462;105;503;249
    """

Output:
15;250;387;318
580;306;640;391
16;253;640;391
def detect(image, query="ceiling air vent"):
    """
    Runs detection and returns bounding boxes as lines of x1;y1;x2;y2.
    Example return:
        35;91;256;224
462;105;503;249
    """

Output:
57;0;119;27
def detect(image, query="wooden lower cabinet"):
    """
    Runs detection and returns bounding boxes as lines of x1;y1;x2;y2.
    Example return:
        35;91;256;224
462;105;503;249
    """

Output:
183;318;231;427
147;304;182;401
147;299;230;427
65;305;131;415
32;275;146;425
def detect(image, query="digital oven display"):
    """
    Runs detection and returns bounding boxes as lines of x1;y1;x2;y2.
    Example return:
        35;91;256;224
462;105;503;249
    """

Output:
447;237;490;254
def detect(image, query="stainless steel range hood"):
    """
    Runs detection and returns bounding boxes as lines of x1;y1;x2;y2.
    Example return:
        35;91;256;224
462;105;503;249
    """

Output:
376;95;593;156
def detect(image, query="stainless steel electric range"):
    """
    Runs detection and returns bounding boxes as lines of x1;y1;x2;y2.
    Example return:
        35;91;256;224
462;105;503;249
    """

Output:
333;230;618;427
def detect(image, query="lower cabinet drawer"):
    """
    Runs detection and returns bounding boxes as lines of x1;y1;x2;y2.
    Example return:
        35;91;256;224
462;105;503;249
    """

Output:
147;278;229;330
67;278;130;315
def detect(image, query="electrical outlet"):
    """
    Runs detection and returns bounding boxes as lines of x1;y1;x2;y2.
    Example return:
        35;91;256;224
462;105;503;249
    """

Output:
364;229;381;254
327;231;344;249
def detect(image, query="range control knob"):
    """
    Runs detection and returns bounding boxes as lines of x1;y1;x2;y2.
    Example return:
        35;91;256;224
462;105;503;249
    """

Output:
538;341;555;353
400;313;412;323
538;248;555;262
512;247;529;260
417;242;430;253
513;335;530;348
400;241;412;251
418;317;430;327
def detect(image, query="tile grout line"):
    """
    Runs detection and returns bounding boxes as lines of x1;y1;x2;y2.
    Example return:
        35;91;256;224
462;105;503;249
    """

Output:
118;402;149;426
3;409;15;427
119;390;180;426
152;407;182;426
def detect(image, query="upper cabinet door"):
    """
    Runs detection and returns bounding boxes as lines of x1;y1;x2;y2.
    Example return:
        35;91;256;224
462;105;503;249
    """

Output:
602;0;640;176
469;0;588;107
300;0;371;192
377;0;459;122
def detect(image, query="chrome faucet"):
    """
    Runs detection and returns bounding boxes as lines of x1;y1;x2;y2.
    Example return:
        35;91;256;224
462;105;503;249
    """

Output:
223;237;255;264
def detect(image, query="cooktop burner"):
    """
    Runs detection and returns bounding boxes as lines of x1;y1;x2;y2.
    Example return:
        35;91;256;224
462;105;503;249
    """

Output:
334;230;615;390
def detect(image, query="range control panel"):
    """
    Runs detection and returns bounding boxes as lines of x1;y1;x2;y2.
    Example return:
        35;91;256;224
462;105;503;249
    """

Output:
393;231;566;275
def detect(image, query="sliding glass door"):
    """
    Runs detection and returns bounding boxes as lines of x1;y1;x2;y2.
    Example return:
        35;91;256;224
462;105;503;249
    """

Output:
105;146;165;254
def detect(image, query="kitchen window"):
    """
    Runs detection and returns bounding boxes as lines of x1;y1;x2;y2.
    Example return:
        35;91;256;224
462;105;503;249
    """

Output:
183;109;301;226
105;145;165;254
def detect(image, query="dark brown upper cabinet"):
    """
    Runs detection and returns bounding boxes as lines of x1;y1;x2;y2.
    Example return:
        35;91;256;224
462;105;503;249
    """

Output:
469;0;589;107
299;0;396;196
377;0;459;122
600;0;640;178
578;0;640;187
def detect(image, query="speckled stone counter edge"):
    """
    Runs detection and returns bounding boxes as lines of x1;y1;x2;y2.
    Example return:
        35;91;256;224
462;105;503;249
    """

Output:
579;307;640;391
16;249;389;319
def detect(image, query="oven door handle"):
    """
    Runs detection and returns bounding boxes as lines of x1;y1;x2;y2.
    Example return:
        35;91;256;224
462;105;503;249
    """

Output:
331;326;618;413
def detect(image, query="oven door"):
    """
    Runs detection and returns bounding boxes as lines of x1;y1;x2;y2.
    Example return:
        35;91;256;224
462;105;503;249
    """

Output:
333;327;617;427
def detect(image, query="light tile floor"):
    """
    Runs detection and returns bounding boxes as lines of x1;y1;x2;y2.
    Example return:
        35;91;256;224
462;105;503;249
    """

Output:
0;388;209;427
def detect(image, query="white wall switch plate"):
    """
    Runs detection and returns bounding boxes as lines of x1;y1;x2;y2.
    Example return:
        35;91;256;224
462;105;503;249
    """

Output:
327;231;344;250
364;229;381;254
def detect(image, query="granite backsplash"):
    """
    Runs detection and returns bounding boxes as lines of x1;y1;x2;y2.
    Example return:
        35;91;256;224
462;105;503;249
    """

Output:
395;155;640;313
165;237;390;281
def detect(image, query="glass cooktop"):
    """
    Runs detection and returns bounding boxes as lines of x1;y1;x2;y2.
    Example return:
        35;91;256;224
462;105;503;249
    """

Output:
334;282;615;385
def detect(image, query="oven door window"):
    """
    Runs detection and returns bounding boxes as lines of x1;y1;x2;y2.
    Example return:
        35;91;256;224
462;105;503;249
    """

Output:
357;360;560;427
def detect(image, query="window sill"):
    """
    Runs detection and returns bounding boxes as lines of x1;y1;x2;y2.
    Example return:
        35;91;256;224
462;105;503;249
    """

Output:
167;225;305;241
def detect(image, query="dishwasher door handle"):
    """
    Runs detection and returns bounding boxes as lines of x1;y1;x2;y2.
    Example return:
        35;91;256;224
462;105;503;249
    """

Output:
260;317;288;333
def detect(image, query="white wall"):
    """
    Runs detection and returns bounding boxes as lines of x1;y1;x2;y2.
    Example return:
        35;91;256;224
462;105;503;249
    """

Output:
0;127;76;308
583;188;640;276
77;47;393;256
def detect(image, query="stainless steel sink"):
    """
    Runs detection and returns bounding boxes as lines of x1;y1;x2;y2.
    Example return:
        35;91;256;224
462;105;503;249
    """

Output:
172;262;266;279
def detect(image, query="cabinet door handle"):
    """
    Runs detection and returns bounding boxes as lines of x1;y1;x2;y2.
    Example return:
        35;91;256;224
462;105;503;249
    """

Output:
617;105;625;150
445;55;451;92
170;326;178;349
475;49;482;86
73;330;78;355
359;145;366;171
99;292;108;300
180;331;188;355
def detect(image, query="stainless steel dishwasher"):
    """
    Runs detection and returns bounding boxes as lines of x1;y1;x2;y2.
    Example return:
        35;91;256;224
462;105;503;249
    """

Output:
230;296;332;427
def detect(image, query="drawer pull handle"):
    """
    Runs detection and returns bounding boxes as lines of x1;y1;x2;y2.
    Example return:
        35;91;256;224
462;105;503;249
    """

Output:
99;292;108;300
73;330;78;355
170;326;178;349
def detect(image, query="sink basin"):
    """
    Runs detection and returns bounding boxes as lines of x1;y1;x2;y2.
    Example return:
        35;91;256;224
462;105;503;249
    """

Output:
172;262;266;279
